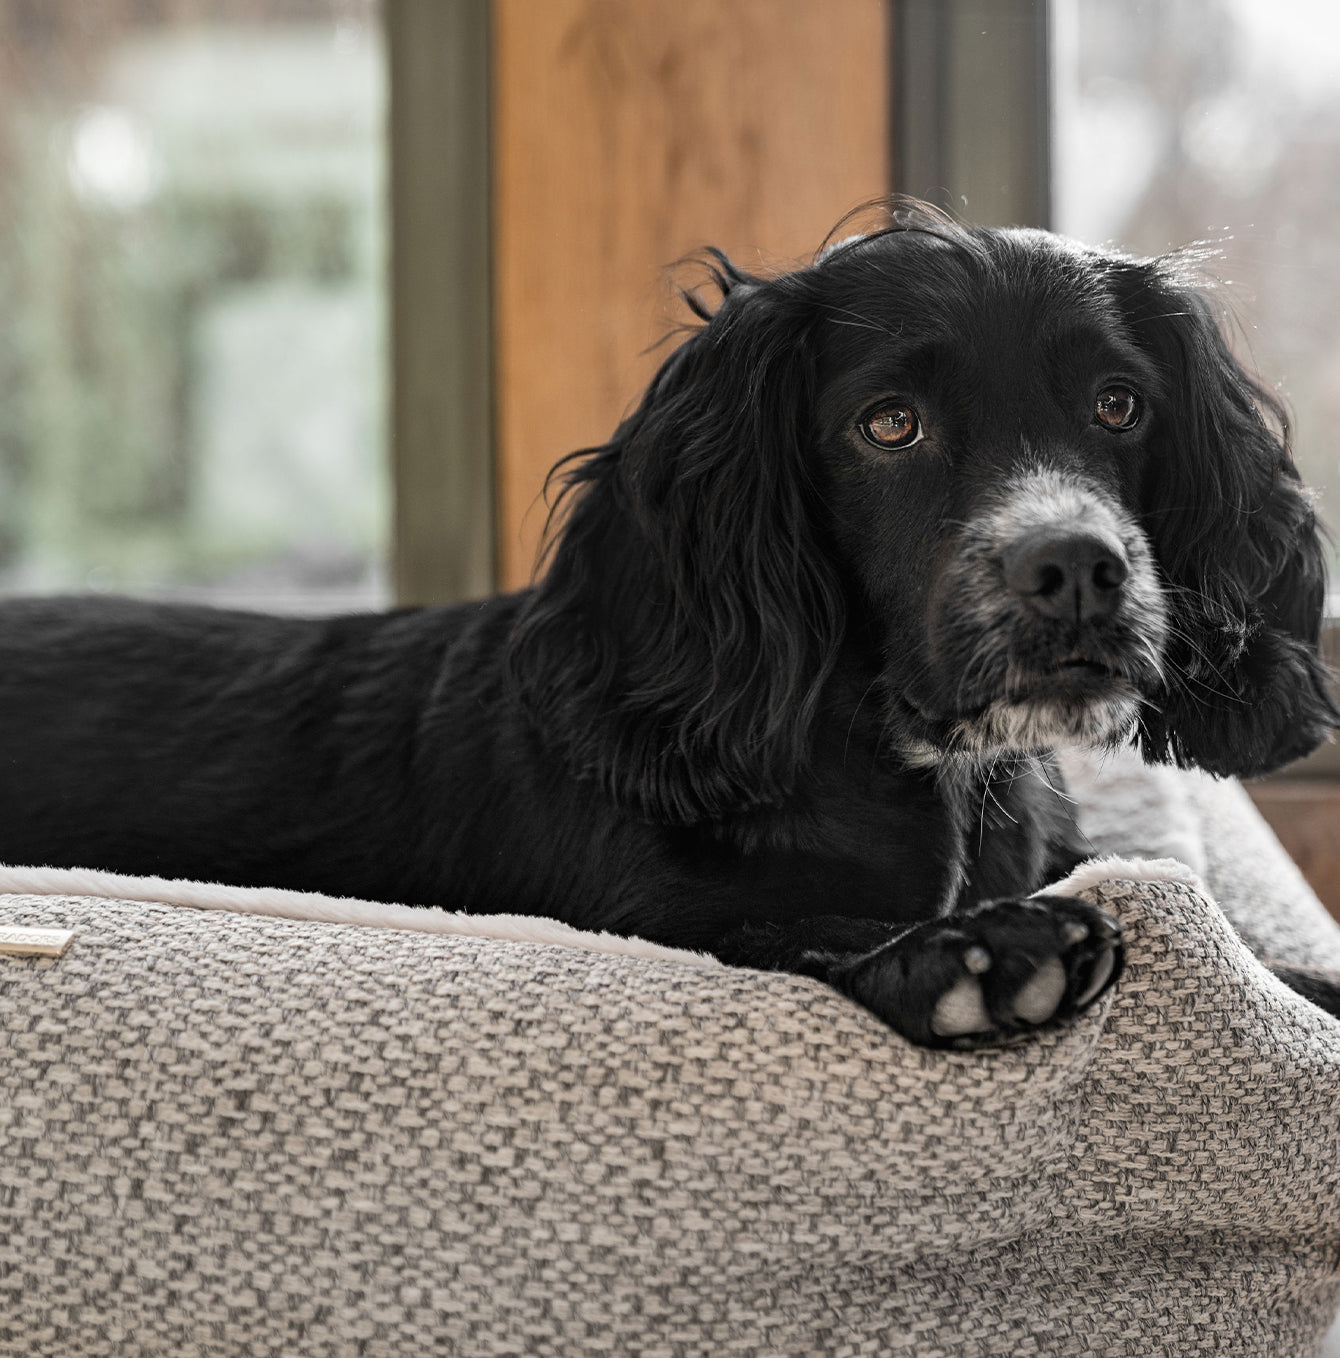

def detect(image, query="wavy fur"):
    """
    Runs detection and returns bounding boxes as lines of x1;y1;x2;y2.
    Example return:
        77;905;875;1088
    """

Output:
509;254;846;823
0;201;1332;1043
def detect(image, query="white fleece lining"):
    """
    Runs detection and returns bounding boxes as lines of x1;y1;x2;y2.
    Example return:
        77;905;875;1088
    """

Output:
1045;854;1204;898
0;862;722;968
0;854;1194;972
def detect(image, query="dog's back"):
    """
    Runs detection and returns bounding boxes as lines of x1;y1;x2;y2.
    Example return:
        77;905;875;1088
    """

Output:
0;594;518;901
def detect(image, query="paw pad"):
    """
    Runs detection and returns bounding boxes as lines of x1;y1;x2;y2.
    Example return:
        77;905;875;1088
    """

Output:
845;894;1122;1048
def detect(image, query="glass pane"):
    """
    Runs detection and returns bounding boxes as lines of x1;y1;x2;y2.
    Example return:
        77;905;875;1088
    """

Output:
1053;0;1340;586
0;1;387;612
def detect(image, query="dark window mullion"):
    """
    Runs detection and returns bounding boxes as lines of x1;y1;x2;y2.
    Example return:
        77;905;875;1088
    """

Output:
893;0;1050;230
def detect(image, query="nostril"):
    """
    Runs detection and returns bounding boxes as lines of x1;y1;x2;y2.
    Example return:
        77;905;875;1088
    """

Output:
1092;555;1128;592
1035;563;1066;597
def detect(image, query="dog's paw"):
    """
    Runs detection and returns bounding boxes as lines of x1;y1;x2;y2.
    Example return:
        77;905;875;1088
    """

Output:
839;895;1122;1048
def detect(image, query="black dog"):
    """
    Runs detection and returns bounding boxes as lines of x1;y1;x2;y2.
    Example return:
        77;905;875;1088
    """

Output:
0;205;1335;1047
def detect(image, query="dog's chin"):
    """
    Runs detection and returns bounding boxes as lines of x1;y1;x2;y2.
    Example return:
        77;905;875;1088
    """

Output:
956;688;1140;755
905;671;1143;760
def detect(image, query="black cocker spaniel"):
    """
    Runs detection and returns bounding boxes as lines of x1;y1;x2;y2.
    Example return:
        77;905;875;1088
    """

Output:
1;203;1335;1046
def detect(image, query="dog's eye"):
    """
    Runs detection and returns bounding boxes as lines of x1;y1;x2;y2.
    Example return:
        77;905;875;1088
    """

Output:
1094;386;1141;431
859;404;924;450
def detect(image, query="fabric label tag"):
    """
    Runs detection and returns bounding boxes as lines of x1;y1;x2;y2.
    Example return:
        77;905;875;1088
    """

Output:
0;926;75;957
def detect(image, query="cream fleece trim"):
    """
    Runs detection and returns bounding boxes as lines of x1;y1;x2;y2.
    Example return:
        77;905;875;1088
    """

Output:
0;853;1198;971
1046;854;1204;899
0;862;721;968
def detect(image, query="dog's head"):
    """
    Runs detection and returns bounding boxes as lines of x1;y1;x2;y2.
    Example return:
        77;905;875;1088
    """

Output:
511;206;1337;822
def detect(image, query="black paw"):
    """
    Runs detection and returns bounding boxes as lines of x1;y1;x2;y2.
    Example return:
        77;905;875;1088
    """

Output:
837;895;1122;1048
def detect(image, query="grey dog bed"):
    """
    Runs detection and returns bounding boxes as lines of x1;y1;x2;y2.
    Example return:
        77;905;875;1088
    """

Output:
0;750;1338;1357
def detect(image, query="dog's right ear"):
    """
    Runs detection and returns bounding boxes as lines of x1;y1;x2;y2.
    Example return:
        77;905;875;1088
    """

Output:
1113;267;1339;776
507;255;845;825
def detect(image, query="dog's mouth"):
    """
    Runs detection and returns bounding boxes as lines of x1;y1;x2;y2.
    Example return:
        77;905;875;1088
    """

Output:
1057;654;1114;678
1023;654;1121;693
906;657;1128;717
957;651;1131;709
900;651;1147;756
908;675;1130;724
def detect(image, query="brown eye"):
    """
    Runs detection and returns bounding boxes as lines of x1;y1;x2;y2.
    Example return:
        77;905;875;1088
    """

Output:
859;404;923;450
1094;386;1141;431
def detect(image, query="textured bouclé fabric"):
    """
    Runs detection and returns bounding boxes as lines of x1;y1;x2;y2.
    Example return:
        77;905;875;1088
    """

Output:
1;758;1339;1356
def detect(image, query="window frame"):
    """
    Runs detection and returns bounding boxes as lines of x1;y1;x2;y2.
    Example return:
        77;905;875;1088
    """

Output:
386;0;495;606
892;0;1050;230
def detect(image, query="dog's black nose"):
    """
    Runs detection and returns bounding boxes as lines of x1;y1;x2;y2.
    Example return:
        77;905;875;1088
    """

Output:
1002;529;1129;622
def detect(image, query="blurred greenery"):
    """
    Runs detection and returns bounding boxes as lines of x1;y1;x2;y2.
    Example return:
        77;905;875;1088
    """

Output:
0;12;387;610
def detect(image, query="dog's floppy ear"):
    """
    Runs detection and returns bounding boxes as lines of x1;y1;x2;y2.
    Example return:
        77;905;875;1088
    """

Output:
1117;269;1338;776
508;254;844;824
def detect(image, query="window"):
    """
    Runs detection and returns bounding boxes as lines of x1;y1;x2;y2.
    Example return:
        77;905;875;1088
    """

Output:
0;1;387;612
1053;0;1340;589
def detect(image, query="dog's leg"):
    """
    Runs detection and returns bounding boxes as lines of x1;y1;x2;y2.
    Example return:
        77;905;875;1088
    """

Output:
718;895;1122;1048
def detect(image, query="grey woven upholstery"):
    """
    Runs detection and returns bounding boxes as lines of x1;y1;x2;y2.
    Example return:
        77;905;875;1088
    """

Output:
1;755;1338;1356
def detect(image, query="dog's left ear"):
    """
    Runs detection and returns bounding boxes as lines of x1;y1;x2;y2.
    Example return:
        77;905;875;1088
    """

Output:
1118;272;1339;776
509;256;846;824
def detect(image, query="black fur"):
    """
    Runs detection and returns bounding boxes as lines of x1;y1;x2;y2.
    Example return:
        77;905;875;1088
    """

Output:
0;204;1335;1045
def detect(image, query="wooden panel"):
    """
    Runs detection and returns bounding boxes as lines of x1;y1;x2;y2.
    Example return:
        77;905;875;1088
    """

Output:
1248;781;1340;924
493;0;890;588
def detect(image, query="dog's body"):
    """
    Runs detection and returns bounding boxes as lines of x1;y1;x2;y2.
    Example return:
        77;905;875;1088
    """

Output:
2;208;1335;1045
0;592;1079;929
